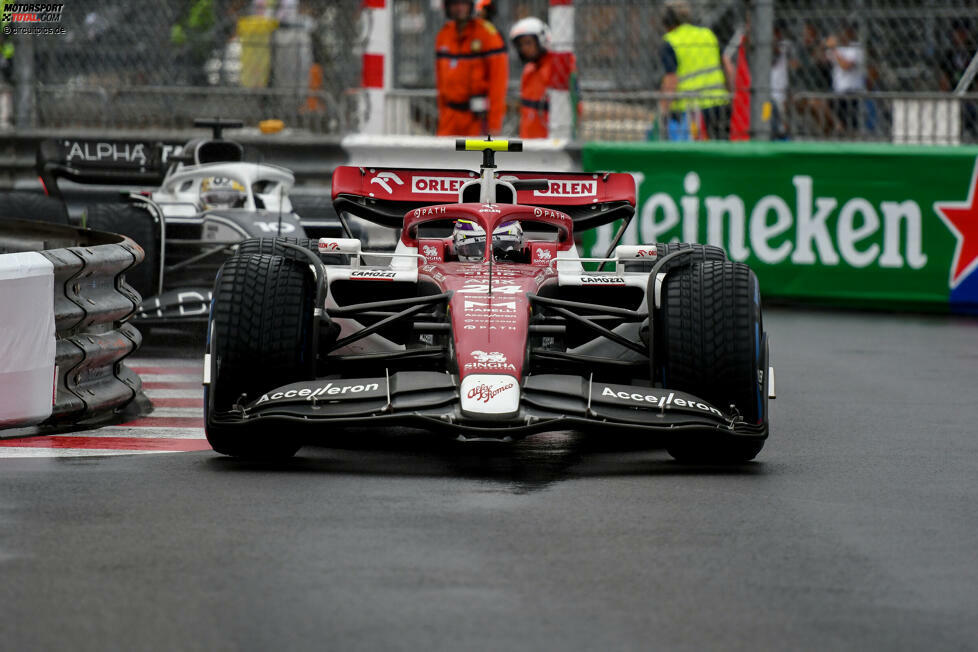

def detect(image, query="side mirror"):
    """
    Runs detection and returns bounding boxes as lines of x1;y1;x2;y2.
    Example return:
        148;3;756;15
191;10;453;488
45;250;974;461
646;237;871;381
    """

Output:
318;238;362;255
613;245;660;261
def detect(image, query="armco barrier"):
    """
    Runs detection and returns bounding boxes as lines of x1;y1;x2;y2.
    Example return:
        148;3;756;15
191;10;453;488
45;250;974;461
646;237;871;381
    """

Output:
0;219;145;429
579;142;978;314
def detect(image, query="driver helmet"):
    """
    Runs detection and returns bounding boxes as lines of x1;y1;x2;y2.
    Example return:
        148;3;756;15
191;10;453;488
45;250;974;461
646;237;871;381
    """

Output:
509;17;551;62
453;218;487;262
452;218;524;262
491;219;524;259
200;176;247;210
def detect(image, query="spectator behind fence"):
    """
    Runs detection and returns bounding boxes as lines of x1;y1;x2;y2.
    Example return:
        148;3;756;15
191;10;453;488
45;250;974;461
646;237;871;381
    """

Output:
720;16;789;140
659;0;731;140
770;20;790;139
435;0;508;136
171;0;218;86
937;18;977;140
825;23;866;135
791;21;837;135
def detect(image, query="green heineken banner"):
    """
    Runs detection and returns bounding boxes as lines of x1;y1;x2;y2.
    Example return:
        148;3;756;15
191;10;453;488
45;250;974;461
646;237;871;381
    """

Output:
580;142;978;313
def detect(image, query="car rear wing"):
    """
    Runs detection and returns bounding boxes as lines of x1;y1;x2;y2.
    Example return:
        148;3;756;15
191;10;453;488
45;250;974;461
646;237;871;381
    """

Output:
37;120;250;198
331;165;636;232
37;138;171;199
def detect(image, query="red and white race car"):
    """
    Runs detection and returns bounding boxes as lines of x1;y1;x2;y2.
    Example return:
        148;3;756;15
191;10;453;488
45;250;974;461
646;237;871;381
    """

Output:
204;139;774;462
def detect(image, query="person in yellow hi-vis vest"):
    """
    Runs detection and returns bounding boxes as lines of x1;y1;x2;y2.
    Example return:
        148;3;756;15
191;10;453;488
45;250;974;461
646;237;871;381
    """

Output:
658;0;731;140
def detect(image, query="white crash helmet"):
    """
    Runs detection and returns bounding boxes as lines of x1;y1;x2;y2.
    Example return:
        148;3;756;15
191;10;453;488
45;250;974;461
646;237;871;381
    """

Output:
490;220;524;259
452;219;525;262
200;176;247;210
509;16;551;53
453;219;488;262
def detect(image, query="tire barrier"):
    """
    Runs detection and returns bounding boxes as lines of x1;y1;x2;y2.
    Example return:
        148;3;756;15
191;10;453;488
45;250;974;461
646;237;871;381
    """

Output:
0;219;145;430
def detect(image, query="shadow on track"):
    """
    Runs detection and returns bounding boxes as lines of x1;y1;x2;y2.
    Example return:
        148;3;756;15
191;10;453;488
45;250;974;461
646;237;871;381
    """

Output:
203;428;767;493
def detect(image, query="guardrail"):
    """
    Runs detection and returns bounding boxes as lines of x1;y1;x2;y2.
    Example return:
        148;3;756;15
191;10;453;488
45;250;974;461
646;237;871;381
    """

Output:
0;219;146;430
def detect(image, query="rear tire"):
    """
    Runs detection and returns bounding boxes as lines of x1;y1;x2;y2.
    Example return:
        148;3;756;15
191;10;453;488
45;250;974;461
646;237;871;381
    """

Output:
237;236;346;267
623;242;726;274
652;242;727;272
289;194;335;220
85;202;160;299
205;253;315;459
236;236;319;260
0;191;70;224
657;260;766;463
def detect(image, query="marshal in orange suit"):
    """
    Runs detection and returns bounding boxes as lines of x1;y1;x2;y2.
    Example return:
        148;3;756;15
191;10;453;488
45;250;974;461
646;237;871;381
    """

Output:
510;17;577;139
435;0;508;136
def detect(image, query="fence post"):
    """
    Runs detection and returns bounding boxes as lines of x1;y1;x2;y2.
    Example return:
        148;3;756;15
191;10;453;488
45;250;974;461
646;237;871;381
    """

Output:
748;0;773;141
361;0;393;135
13;32;35;129
548;0;575;140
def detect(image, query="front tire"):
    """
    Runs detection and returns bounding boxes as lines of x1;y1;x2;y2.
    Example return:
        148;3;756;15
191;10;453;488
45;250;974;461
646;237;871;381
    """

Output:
205;253;315;459
657;260;767;463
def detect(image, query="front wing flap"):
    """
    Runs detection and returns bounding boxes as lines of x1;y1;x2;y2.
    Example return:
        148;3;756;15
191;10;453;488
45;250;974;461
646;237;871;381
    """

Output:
207;371;766;441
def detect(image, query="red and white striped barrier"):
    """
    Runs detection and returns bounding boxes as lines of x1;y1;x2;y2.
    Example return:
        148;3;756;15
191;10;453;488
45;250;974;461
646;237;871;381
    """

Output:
361;0;393;135
548;0;575;140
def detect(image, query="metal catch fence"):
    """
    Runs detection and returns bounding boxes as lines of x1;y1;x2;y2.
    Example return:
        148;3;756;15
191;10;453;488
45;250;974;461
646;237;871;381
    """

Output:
2;0;976;142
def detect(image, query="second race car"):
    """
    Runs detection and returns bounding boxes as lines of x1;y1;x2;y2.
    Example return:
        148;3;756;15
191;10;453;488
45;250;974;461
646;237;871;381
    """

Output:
36;118;346;324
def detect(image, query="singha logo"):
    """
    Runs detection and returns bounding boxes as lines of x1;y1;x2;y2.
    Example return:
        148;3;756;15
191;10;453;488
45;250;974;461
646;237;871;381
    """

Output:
535;248;553;261
472;350;506;363
422;244;439;259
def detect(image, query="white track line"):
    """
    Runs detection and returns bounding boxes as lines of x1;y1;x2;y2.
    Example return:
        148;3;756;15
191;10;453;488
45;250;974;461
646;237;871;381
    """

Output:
138;374;202;383
145;407;203;418
144;389;204;399
128;358;202;367
86;427;206;439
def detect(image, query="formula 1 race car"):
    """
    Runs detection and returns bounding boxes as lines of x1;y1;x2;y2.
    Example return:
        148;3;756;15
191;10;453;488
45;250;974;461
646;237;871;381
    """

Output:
36;119;345;323
204;139;775;463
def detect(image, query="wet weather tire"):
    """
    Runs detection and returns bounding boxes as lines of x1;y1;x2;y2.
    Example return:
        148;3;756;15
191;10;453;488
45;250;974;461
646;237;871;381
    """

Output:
651;242;727;272
205;253;315;459
85;203;160;299
657;260;766;463
236;236;320;261
0;191;70;224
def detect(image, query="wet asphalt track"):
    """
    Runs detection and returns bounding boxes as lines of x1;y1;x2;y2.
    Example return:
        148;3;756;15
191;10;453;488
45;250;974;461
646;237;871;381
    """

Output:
1;307;977;651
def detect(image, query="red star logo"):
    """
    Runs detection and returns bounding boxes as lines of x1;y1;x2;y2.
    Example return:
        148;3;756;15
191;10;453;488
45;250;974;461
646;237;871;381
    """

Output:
934;158;978;289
